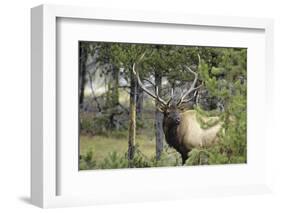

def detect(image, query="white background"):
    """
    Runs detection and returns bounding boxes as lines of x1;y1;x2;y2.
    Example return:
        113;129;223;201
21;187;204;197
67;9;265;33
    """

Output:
57;17;267;198
0;0;280;212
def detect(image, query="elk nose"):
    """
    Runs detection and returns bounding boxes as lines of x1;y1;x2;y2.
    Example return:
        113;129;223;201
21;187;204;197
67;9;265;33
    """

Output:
175;117;180;124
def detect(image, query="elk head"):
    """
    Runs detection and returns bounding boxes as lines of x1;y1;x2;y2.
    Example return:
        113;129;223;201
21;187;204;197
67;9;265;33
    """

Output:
132;52;202;128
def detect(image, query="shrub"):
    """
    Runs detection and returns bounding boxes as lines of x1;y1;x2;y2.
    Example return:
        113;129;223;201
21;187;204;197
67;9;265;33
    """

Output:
79;150;97;170
99;151;128;169
79;144;183;170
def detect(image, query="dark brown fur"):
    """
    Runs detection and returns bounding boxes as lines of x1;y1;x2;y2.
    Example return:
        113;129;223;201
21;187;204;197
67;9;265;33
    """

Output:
162;104;190;164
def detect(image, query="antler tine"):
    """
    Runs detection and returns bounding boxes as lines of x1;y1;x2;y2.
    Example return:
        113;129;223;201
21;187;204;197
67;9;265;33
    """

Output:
180;87;200;104
132;53;167;107
177;66;198;105
143;78;164;104
143;78;156;87
155;86;159;98
177;54;201;106
166;87;174;107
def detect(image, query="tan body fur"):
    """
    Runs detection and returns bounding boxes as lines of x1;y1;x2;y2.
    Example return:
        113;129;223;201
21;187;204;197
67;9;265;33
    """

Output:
177;110;222;150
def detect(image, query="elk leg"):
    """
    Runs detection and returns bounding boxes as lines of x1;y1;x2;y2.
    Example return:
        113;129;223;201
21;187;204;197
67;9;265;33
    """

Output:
181;153;188;165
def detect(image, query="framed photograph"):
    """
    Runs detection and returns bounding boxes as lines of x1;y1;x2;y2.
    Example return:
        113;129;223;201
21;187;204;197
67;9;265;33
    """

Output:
31;4;274;208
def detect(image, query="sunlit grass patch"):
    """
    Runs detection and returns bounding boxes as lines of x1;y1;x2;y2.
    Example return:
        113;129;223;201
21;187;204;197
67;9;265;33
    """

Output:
80;133;156;164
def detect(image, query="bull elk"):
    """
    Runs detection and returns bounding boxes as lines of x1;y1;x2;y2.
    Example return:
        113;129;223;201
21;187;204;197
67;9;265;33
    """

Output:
133;53;222;164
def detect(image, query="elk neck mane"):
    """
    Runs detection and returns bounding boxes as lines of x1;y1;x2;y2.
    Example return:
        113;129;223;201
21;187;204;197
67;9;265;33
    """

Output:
163;113;189;159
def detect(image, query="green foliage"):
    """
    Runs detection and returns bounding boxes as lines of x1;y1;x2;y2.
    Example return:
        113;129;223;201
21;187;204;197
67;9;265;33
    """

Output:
80;112;110;135
195;106;222;129
186;148;211;165
187;48;247;166
99;151;128;169
151;145;182;167
79;150;97;170
80;111;95;135
79;144;182;170
128;146;152;168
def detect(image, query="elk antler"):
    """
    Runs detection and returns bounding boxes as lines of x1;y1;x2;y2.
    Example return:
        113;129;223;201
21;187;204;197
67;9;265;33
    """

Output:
177;54;202;106
132;52;167;107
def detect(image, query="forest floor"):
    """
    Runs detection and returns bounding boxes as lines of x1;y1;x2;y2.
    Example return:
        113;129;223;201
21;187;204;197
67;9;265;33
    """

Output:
79;94;181;169
80;133;156;164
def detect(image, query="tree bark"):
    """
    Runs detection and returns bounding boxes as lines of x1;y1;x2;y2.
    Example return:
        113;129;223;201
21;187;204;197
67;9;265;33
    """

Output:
136;83;144;120
79;45;87;107
103;64;120;129
155;71;164;160
128;69;137;166
112;65;120;130
87;70;102;112
112;65;120;106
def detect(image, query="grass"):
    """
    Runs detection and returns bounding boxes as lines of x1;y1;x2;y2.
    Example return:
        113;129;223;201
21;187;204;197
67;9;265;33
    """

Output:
79;93;180;169
79;132;156;164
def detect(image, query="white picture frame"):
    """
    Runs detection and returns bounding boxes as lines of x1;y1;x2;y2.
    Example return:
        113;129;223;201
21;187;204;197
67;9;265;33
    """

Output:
31;4;274;208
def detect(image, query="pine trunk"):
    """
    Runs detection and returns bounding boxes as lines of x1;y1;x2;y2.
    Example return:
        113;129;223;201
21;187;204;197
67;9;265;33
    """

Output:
136;83;144;120
113;65;120;130
112;65;119;106
128;69;137;166
155;71;164;160
79;46;87;107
